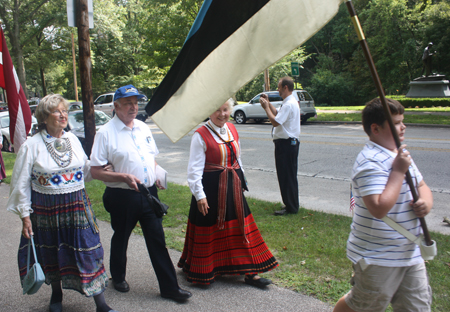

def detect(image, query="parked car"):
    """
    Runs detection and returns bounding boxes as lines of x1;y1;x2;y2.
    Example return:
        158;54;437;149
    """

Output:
1;111;38;152
65;110;111;148
94;92;148;121
31;110;111;150
68;102;83;111
0;102;8;112
28;97;40;115
93;92;115;116
136;94;149;122
231;90;316;124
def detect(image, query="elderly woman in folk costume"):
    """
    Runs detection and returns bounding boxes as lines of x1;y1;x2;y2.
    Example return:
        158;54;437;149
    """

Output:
178;99;278;287
6;94;118;312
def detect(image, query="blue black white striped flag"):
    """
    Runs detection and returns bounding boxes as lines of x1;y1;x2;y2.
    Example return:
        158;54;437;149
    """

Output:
147;0;344;142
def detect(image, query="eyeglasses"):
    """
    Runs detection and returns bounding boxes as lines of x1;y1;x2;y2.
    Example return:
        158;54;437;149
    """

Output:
51;110;68;116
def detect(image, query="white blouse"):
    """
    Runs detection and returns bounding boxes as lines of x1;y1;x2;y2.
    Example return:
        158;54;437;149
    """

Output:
187;121;243;201
6;130;91;218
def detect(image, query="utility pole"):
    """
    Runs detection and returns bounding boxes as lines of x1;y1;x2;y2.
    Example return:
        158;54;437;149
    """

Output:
76;0;95;156
71;32;79;102
264;69;270;91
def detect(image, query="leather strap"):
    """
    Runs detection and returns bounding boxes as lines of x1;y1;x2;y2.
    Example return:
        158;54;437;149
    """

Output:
27;236;39;273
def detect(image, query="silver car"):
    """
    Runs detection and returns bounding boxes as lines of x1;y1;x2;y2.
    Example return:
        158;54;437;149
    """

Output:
1;111;38;152
232;90;316;124
94;92;148;121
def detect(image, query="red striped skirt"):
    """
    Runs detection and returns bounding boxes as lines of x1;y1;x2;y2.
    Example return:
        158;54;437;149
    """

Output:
178;169;278;284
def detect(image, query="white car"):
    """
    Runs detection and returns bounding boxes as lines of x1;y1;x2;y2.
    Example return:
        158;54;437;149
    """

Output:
0;111;38;152
94;92;149;121
93;92;115;116
231;90;316;124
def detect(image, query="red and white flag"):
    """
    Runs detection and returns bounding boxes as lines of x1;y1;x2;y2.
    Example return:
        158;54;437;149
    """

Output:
0;28;32;152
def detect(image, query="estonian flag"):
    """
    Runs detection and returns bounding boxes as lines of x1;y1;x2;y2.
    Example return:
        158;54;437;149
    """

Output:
147;0;344;142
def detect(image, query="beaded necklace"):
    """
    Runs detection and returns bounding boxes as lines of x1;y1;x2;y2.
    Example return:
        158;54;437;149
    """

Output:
41;131;73;168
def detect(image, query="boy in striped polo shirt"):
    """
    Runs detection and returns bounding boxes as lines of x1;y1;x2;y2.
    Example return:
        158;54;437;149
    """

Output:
334;98;433;312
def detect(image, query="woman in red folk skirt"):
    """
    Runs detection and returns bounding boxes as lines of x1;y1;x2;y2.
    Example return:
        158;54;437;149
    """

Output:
178;99;278;288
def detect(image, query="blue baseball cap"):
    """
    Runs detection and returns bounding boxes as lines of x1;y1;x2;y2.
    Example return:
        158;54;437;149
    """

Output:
114;85;145;101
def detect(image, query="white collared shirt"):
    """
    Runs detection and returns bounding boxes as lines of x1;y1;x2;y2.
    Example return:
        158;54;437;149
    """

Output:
90;115;159;189
187;121;243;201
273;94;301;140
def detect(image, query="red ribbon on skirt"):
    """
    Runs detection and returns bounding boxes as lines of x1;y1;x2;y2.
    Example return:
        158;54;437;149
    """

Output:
204;162;248;243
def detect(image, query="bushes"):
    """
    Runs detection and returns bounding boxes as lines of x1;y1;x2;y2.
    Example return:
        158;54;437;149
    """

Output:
308;69;360;106
387;96;450;108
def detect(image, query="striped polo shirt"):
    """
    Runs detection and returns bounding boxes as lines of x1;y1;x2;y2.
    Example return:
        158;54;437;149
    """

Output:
347;141;424;267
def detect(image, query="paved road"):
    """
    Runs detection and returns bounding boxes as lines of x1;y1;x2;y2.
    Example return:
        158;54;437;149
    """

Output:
0;183;332;312
152;121;450;235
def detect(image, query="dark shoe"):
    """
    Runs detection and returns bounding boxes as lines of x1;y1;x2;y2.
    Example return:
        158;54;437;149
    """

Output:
49;302;62;312
244;277;272;288
274;208;288;216
112;280;130;293
161;288;192;302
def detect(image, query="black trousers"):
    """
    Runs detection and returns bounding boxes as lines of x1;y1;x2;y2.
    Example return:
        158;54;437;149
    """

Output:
103;186;179;294
274;138;300;213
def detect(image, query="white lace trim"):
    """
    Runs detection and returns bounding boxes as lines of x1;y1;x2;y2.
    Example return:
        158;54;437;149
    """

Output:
31;182;85;195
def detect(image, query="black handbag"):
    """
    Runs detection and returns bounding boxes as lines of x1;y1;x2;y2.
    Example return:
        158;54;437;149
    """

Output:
138;183;169;217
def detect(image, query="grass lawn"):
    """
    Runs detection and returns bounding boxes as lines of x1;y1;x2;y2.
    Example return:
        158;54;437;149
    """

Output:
316;106;450;112
2;151;449;311
314;112;450;125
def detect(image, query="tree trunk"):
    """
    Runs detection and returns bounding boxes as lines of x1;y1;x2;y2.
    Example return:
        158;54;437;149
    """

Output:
77;0;95;156
39;67;47;96
11;0;28;98
36;34;47;96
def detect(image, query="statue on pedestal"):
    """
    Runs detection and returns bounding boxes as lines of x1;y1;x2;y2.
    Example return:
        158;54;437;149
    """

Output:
406;41;449;97
421;42;436;77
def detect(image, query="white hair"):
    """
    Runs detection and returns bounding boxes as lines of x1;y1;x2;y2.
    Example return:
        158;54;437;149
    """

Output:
224;98;234;110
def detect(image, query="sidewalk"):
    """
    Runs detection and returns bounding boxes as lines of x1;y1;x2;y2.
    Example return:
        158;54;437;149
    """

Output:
0;183;333;312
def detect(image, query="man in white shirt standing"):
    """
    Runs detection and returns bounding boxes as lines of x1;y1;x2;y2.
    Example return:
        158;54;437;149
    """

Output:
90;85;192;302
260;77;300;215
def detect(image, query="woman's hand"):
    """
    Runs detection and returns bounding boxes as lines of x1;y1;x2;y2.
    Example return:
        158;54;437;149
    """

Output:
22;217;33;239
197;198;209;216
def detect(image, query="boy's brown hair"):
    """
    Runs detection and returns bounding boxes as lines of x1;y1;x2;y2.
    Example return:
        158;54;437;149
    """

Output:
362;98;405;136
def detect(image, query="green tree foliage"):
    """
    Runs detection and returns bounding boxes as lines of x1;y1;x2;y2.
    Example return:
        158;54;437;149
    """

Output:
0;0;67;97
236;47;310;102
303;0;450;105
2;0;448;106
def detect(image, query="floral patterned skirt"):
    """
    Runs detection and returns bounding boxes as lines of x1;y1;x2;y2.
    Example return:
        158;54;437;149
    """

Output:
17;189;108;297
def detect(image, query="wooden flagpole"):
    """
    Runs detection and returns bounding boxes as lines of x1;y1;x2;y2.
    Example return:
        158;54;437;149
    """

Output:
344;0;432;245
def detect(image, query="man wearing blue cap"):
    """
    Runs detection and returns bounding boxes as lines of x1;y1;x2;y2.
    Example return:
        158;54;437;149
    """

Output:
90;85;192;302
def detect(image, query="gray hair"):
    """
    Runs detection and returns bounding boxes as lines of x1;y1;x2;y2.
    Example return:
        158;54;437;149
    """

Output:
35;94;69;132
224;98;234;110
